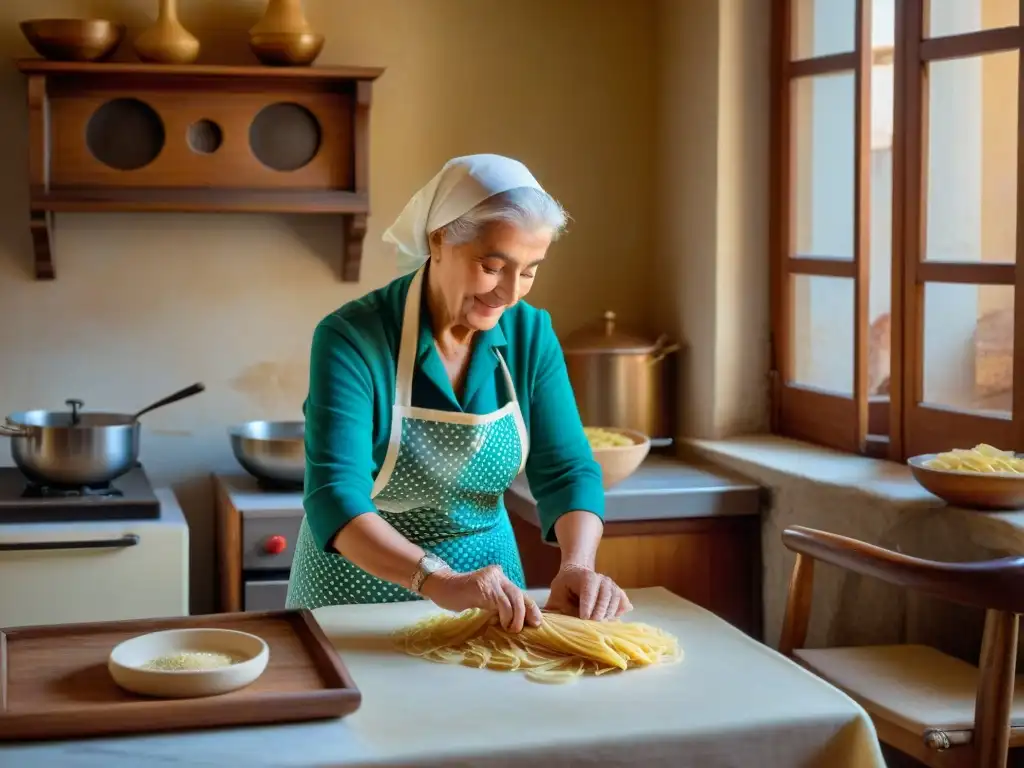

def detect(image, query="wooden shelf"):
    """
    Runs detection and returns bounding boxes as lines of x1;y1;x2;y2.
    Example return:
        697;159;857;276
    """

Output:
17;60;384;81
32;188;369;214
17;59;383;281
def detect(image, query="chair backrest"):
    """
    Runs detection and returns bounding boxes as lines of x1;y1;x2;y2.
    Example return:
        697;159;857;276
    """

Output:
781;525;1024;614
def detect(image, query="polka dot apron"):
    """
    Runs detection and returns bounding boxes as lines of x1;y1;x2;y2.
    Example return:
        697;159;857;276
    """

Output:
286;266;530;609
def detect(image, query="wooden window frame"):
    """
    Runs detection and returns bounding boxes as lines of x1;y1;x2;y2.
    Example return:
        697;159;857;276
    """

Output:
770;0;1024;461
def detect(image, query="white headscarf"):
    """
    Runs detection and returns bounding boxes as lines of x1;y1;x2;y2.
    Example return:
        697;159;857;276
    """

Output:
382;154;545;272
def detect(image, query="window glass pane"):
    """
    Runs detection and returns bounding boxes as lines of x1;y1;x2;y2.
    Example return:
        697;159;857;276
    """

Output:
925;50;1018;263
922;283;1013;415
928;0;1018;38
873;0;895;50
791;275;854;395
869;1;895;400
791;0;856;59
792;73;855;258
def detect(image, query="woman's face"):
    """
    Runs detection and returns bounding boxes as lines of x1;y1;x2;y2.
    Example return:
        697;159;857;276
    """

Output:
431;222;552;331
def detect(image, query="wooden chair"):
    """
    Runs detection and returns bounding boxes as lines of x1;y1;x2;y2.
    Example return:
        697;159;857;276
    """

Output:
779;525;1024;768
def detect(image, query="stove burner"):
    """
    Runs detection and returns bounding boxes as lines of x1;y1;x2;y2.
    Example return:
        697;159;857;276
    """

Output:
22;482;125;500
0;466;160;524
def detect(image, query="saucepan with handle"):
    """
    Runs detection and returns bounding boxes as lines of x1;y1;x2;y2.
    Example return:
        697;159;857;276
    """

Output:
0;383;206;487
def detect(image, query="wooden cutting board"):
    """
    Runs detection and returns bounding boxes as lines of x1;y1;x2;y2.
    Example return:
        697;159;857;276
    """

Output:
0;609;361;741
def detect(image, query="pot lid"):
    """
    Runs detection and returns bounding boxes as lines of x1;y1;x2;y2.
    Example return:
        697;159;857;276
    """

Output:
561;311;661;355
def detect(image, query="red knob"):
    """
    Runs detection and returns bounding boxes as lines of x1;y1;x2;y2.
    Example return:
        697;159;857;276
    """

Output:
264;535;287;555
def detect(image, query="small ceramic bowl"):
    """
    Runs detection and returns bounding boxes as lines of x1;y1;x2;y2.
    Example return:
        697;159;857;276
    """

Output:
108;628;269;699
587;427;651;489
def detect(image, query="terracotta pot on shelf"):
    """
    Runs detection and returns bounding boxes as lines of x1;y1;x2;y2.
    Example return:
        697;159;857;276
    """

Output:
133;0;200;65
250;0;324;67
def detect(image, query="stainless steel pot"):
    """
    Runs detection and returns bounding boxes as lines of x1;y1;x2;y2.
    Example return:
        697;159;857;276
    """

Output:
229;420;305;485
561;311;679;441
0;383;205;487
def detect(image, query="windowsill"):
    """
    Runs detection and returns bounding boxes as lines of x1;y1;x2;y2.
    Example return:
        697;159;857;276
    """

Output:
683;434;1024;554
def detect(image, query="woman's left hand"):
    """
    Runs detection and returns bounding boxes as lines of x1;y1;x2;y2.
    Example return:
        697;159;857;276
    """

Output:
545;564;633;621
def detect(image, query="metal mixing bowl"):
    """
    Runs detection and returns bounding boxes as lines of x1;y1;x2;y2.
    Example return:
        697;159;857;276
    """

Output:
228;421;305;484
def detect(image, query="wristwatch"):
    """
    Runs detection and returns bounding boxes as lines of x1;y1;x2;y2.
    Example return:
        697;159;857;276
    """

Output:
410;552;449;594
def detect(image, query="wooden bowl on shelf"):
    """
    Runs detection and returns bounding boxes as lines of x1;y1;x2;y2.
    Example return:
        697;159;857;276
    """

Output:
586;427;651;490
20;19;126;63
250;32;325;66
907;453;1024;510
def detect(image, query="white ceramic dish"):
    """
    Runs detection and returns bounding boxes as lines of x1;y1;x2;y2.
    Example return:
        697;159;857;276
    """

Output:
108;628;269;698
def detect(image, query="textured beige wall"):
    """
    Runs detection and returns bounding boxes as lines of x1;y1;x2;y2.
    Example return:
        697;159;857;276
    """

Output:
0;0;658;612
713;0;771;437
655;0;721;440
655;0;771;440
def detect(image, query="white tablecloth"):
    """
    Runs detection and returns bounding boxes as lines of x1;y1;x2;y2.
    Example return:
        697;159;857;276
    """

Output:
0;588;885;767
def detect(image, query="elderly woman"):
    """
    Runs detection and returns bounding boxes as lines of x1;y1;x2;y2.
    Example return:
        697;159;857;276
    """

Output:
286;154;631;632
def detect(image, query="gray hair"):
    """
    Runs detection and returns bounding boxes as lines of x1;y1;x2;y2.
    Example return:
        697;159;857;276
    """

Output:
436;187;569;246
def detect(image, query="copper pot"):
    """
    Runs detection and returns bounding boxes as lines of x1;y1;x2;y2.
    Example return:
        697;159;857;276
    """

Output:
561;311;680;442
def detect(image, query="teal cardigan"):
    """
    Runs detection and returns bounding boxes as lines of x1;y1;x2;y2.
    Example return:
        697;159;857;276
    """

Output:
303;269;606;552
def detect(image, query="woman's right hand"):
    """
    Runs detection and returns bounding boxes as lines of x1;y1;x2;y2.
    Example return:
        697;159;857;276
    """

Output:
420;565;542;633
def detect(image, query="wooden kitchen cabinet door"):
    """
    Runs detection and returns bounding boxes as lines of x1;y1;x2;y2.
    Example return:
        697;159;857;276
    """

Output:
511;514;762;639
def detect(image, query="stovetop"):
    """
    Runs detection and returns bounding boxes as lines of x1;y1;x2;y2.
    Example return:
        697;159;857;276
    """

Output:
0;465;161;524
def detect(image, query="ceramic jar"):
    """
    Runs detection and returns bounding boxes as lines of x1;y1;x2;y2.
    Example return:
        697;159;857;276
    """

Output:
249;0;324;66
134;0;200;65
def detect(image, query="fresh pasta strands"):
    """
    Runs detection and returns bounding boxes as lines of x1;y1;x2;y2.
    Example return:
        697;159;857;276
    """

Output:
393;608;682;684
924;443;1024;474
583;427;635;449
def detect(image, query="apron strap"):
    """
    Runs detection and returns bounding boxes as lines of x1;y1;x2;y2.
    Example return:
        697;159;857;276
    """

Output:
494;349;518;405
394;266;425;409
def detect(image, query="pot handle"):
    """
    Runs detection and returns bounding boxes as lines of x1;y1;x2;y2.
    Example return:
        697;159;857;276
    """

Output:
0;419;29;438
66;398;84;426
649;335;681;364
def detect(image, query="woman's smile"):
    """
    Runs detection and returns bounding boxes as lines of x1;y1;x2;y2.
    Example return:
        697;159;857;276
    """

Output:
473;296;505;316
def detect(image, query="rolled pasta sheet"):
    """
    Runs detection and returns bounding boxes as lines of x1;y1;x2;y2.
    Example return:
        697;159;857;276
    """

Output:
393;609;683;684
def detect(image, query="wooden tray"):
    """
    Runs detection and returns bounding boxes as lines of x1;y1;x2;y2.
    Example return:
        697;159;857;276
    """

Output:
0;609;361;741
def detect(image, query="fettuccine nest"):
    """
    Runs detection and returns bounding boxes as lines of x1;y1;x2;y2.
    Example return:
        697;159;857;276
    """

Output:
394;608;682;684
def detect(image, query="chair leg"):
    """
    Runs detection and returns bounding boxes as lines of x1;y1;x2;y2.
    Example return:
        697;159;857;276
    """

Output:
779;552;814;656
973;609;1018;768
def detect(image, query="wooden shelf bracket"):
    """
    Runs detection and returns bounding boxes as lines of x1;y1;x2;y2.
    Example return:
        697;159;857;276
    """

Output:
29;211;54;280
341;212;368;283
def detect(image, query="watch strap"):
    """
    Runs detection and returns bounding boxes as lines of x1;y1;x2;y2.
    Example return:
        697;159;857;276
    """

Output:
410;552;448;594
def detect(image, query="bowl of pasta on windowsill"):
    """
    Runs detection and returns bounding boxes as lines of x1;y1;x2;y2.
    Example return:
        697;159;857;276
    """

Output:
907;444;1024;510
584;427;650;490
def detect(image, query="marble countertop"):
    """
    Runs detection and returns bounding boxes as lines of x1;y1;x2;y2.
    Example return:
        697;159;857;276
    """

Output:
506;454;763;527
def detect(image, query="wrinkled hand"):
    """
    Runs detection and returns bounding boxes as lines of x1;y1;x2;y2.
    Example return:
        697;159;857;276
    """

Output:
545;565;632;621
420;565;542;633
